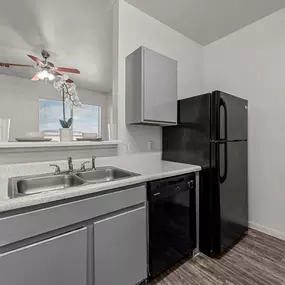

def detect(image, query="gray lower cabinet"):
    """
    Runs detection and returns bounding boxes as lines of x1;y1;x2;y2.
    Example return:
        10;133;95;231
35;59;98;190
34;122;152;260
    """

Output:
0;227;87;285
0;185;147;285
94;206;147;285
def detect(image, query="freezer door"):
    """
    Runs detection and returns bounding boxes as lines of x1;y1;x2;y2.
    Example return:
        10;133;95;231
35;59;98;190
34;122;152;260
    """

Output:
211;91;248;141
213;141;248;253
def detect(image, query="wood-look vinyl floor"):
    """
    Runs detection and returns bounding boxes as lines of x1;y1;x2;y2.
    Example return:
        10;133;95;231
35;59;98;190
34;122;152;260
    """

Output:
150;229;285;285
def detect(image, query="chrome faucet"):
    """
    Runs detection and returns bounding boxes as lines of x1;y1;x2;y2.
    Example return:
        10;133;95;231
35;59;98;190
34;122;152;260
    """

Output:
67;157;73;172
49;164;61;175
80;161;90;172
92;156;96;170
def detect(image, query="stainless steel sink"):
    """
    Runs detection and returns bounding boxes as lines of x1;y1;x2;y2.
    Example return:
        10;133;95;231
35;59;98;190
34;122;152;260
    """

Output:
8;167;139;198
8;173;85;197
75;166;139;184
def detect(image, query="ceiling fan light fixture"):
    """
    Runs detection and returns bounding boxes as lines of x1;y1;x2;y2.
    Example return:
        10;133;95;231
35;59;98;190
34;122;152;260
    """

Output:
38;70;55;81
47;73;55;81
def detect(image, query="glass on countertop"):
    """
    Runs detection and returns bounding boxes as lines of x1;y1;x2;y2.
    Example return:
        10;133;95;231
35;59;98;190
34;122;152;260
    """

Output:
0;118;10;142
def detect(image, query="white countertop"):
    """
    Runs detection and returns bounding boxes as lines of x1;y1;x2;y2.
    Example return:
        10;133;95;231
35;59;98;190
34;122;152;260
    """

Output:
0;153;201;213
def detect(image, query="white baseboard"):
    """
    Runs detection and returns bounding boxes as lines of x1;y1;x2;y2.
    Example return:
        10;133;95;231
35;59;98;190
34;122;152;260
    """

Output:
249;221;285;241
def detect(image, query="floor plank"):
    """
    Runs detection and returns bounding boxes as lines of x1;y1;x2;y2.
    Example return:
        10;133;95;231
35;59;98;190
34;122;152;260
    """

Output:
150;229;285;285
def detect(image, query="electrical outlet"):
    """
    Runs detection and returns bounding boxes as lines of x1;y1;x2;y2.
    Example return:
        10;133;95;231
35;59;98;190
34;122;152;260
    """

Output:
148;141;155;151
124;143;132;153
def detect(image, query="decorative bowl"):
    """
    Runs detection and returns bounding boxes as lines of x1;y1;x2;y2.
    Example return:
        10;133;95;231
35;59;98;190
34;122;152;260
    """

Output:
82;132;98;139
25;132;45;139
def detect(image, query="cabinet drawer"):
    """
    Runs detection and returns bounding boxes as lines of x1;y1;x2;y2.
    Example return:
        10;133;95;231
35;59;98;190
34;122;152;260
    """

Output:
0;228;87;285
0;185;146;246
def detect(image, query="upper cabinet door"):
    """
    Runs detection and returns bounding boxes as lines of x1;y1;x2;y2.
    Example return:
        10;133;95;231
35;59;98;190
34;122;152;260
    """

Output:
0;228;87;285
125;46;177;125
143;48;177;124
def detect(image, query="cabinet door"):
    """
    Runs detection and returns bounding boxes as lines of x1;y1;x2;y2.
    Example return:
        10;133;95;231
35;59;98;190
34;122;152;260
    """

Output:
143;47;177;124
94;206;147;285
0;228;87;285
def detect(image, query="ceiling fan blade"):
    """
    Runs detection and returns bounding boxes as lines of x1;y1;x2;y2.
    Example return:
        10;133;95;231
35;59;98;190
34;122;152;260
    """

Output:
51;71;74;83
31;72;40;81
55;67;80;74
52;70;63;77
27;55;44;66
0;63;34;68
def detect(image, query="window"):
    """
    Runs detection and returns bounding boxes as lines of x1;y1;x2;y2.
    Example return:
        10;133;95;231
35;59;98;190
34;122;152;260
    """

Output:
39;99;101;139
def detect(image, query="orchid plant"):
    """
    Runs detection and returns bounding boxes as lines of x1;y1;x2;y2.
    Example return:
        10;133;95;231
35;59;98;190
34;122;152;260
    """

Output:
53;75;81;128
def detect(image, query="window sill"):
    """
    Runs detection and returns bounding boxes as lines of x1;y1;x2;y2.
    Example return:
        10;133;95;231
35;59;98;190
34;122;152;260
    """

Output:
0;140;120;149
0;141;120;165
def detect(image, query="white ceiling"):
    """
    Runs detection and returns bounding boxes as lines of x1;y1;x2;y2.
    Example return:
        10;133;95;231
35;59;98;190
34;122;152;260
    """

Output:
126;0;285;45
0;0;114;93
2;0;285;92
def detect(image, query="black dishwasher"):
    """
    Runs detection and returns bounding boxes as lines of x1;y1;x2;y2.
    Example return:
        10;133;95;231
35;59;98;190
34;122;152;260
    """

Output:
147;173;196;280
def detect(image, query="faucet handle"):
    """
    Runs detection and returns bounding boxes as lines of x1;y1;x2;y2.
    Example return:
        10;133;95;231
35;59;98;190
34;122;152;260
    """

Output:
49;164;61;175
80;161;90;172
92;156;96;170
67;157;73;172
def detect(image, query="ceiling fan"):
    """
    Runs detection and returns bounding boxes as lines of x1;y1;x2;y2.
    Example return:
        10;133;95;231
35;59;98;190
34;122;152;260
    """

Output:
0;50;80;83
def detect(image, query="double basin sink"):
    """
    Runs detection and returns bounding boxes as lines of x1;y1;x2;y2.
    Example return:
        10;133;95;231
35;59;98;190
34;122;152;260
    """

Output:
8;167;139;198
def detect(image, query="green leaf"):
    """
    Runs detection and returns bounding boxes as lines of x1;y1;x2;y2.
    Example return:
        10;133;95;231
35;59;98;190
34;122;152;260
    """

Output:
59;119;68;128
59;118;73;128
67;118;73;128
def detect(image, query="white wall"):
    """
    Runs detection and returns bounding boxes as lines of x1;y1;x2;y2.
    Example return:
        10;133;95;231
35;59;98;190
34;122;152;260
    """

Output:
0;75;109;140
113;0;204;154
204;8;285;239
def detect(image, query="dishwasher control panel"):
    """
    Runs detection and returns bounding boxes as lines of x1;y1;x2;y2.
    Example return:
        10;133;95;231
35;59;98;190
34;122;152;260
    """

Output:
147;173;196;201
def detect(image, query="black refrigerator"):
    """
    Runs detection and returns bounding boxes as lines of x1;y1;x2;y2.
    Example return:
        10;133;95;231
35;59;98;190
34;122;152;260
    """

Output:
162;90;248;257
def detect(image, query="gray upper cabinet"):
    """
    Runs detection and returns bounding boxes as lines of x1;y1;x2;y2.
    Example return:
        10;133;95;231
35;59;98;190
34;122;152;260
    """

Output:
94;206;147;285
0;227;88;285
126;46;178;125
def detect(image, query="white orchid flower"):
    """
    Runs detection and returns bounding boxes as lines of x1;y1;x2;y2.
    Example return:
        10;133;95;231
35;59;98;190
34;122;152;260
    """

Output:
63;74;69;81
53;75;81;109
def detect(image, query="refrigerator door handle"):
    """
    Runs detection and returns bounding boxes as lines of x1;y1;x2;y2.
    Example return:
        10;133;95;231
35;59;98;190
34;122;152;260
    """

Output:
219;142;228;183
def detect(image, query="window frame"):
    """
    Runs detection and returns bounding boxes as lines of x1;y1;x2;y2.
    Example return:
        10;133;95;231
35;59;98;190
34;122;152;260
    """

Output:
39;98;102;141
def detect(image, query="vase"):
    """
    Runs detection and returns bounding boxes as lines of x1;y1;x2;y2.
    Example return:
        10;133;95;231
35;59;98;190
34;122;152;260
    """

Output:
59;128;73;142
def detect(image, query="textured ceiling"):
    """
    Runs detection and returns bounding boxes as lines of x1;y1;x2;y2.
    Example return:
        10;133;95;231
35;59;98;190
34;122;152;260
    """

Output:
126;0;285;45
0;0;114;93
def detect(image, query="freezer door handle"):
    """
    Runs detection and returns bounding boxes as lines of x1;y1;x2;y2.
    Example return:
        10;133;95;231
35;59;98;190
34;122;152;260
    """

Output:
219;98;228;183
219;98;228;140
